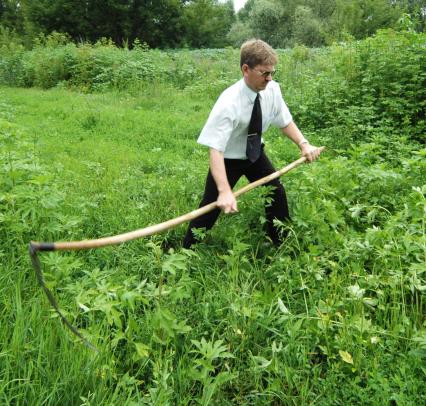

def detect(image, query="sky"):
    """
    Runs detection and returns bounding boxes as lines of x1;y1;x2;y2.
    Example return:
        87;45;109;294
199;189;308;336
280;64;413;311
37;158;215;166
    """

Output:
218;0;248;12
233;0;248;12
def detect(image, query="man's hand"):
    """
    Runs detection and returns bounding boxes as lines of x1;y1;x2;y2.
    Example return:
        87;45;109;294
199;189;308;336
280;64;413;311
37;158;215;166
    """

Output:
217;190;238;214
301;143;322;162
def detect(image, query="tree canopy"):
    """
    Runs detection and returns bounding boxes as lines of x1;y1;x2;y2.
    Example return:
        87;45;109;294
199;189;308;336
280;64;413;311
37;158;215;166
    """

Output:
0;0;424;48
229;0;425;47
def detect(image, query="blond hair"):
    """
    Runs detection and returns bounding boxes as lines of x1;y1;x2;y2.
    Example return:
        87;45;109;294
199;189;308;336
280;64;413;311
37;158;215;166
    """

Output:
240;39;278;68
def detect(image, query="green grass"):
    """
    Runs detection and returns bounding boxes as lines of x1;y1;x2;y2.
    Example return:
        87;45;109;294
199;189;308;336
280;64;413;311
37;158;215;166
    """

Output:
1;46;425;404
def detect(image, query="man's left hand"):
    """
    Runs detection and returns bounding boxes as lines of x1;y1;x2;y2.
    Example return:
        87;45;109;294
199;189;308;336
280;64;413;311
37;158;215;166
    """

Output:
301;143;322;162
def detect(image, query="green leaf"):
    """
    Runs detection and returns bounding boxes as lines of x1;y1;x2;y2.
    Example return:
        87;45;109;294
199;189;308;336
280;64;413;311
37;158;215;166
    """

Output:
339;350;354;365
277;298;290;315
134;342;150;359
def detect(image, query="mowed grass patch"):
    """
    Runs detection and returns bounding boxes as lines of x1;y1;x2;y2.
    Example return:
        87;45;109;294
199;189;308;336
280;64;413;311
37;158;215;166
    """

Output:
1;86;216;235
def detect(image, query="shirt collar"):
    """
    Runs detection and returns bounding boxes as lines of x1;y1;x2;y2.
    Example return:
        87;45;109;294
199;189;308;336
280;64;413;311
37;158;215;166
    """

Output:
241;78;261;103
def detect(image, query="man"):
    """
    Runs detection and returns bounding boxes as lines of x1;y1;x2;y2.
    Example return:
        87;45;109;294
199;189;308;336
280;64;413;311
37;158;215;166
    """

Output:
183;39;321;249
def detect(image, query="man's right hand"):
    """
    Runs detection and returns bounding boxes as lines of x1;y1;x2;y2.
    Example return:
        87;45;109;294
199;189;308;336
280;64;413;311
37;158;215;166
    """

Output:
217;190;238;214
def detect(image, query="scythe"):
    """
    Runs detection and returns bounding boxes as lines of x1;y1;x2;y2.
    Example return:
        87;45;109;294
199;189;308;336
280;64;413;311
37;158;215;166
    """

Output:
29;147;324;351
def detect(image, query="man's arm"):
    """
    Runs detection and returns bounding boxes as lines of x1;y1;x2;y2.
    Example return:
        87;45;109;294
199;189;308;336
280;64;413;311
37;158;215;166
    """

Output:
281;121;321;162
209;148;238;214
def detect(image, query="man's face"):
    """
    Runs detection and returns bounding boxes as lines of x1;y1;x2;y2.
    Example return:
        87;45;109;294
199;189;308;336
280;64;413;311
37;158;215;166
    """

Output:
242;63;275;92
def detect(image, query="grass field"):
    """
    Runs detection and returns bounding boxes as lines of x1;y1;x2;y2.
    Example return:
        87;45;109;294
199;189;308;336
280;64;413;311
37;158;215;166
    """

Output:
1;30;425;405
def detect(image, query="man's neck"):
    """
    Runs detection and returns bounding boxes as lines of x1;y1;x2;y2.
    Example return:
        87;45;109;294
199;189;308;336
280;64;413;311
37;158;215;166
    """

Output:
243;77;259;94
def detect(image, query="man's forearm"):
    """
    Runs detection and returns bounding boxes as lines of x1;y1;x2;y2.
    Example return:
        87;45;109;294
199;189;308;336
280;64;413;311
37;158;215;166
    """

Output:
281;121;322;162
209;148;231;193
281;121;308;147
209;148;238;213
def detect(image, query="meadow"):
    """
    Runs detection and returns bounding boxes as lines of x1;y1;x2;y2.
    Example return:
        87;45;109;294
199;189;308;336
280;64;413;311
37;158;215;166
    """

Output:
0;30;425;404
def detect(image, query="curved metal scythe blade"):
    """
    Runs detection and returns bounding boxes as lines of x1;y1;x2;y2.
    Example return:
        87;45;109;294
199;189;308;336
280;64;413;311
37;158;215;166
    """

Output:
29;243;99;351
29;148;325;351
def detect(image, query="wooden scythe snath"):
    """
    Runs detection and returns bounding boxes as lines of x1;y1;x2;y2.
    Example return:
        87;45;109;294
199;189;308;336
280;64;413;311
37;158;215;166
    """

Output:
29;147;325;351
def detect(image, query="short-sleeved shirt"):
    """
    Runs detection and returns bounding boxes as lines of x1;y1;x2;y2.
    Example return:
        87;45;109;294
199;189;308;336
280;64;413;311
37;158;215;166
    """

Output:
197;79;293;159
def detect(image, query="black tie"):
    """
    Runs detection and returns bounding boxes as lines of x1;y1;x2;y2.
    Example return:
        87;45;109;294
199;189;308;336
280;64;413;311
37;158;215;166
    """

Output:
246;94;262;162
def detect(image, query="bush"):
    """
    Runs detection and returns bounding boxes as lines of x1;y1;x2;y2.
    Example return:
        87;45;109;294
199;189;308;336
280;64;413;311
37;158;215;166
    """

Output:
283;30;426;145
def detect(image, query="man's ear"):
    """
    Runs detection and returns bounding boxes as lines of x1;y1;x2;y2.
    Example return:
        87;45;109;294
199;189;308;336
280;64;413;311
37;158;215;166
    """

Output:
241;64;249;75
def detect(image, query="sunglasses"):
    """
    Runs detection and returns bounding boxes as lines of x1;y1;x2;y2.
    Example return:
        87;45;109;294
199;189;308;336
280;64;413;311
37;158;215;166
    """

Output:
250;67;276;78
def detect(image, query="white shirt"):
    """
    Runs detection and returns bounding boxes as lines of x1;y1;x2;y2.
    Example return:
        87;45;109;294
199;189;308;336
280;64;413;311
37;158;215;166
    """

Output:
197;79;293;159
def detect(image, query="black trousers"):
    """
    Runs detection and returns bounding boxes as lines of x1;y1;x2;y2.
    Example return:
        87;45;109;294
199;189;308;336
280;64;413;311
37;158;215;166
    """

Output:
183;149;290;248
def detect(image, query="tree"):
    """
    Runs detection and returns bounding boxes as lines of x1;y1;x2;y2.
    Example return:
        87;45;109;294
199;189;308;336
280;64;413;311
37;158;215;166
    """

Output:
227;20;254;47
128;0;185;48
327;0;403;41
86;0;131;44
20;0;188;48
305;0;337;20
182;0;235;48
356;0;403;37
21;0;92;41
236;0;256;21
17;0;236;48
325;0;363;41
231;0;320;48
0;0;24;34
247;0;293;48
394;0;426;31
230;0;414;48
292;5;325;47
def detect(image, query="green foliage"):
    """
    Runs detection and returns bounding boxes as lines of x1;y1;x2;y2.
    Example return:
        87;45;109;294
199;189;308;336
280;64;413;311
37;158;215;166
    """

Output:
293;5;325;47
182;0;235;48
1;0;235;49
324;0;403;42
1;0;425;49
0;31;425;404
232;0;422;48
0;0;24;35
281;30;426;145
